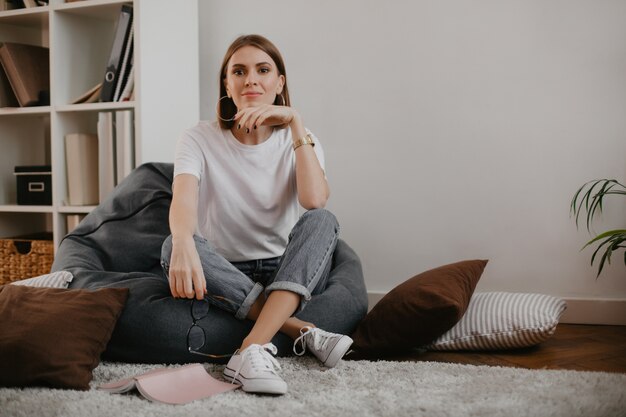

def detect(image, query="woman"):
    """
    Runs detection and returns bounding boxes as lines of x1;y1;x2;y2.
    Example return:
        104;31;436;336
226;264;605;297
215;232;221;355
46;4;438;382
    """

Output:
160;34;353;395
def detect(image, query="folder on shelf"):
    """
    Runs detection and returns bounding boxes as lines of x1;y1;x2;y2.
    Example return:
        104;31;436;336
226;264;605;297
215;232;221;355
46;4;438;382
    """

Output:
115;110;135;184
97;112;116;201
113;21;133;102
65;133;99;206
100;4;133;102
0;42;50;107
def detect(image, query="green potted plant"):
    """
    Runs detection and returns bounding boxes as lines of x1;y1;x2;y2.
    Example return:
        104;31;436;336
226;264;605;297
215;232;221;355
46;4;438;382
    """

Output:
570;179;626;277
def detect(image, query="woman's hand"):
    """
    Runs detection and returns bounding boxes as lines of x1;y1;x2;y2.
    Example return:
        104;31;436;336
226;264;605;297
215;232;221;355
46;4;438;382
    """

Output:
168;174;204;300
168;235;206;300
234;104;299;132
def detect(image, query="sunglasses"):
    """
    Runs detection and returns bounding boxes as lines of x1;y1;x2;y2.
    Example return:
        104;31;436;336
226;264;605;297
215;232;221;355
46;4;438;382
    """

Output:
186;297;233;359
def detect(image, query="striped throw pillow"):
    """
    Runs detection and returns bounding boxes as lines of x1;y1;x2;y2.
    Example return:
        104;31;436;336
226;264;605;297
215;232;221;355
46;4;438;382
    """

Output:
10;271;74;289
426;292;567;350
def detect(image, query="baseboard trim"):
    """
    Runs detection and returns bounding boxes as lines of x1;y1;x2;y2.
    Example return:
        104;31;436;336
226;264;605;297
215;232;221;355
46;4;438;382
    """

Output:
366;292;626;325
366;292;385;312
559;297;626;325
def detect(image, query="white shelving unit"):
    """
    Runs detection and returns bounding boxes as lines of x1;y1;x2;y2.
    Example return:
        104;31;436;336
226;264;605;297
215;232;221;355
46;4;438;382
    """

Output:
0;0;199;252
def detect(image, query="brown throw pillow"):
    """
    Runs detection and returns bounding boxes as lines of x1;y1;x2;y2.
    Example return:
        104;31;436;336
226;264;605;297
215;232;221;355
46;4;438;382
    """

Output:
0;285;129;390
350;259;488;356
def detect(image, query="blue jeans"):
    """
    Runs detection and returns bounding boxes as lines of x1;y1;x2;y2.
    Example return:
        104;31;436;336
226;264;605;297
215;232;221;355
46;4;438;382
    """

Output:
160;209;340;320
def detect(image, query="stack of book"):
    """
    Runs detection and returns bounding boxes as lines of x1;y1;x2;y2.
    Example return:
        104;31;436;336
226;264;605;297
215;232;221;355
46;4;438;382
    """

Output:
64;110;135;206
97;110;135;200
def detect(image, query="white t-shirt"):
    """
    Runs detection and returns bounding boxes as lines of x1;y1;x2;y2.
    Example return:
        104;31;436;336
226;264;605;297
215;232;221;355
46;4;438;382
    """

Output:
174;121;325;262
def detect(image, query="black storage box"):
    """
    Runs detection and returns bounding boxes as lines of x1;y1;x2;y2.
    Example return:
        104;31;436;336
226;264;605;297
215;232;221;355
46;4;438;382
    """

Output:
14;165;52;205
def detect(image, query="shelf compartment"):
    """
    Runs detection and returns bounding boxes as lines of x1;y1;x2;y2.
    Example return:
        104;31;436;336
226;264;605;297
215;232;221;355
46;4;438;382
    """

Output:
0;12;49;59
0;211;51;239
51;2;132;106
0;114;50;206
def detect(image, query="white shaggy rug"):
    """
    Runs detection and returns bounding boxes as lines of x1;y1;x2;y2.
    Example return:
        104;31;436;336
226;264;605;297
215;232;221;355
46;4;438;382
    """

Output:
1;358;625;417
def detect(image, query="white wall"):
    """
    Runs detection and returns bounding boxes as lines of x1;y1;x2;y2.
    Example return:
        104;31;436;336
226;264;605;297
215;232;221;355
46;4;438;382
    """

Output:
198;1;626;302
136;0;199;164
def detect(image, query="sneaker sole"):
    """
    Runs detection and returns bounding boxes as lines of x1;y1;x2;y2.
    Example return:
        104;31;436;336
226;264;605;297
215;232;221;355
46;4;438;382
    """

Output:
322;335;353;368
223;368;288;395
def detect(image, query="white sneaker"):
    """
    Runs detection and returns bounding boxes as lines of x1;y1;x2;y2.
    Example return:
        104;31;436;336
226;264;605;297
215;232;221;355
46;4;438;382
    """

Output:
223;343;287;395
293;327;353;368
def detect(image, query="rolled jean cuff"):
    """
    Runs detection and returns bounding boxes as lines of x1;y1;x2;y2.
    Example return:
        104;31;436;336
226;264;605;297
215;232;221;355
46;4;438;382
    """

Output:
235;282;264;320
265;281;312;314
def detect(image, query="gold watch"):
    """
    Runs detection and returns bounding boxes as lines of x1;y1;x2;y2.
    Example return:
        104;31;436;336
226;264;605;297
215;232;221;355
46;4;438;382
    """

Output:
293;133;315;150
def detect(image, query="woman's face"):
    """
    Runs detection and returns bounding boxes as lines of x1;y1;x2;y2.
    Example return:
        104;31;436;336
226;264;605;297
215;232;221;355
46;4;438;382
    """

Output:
224;45;285;111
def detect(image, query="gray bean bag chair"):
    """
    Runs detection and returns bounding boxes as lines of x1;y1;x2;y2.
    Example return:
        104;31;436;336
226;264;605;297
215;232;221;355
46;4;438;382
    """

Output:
52;163;368;364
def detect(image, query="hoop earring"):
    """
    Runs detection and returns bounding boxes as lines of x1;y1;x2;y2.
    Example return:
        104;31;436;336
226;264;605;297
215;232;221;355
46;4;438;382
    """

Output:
216;95;236;122
276;93;286;106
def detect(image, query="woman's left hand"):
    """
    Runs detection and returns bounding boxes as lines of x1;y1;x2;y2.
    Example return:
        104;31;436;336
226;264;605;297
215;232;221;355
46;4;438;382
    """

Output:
234;104;299;132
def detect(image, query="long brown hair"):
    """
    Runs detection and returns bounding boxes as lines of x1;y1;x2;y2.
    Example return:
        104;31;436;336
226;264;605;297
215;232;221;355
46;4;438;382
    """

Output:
217;34;291;129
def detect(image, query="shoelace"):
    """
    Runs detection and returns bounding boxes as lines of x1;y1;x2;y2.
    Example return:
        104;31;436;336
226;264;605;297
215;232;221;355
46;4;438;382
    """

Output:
293;327;333;356
231;343;281;385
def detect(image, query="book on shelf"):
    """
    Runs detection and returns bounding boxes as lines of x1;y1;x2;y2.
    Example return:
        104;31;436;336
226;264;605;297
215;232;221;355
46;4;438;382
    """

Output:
98;363;239;405
66;214;86;233
97;110;136;200
65;133;99;206
100;4;133;102
0;64;19;107
71;82;102;104
0;42;49;107
115;110;135;184
97;112;116;202
119;62;134;101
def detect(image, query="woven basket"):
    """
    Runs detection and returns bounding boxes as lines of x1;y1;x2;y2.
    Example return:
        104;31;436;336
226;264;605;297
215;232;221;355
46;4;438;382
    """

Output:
0;234;54;285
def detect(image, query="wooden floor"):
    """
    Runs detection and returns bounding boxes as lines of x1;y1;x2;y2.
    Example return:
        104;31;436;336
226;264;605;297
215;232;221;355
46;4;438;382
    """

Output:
402;324;626;373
